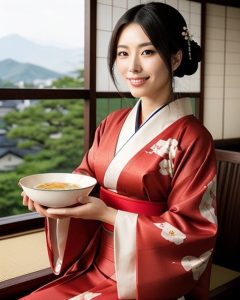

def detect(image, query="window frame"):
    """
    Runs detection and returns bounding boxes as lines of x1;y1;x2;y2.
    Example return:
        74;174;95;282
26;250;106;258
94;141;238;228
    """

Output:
0;0;97;295
0;0;97;237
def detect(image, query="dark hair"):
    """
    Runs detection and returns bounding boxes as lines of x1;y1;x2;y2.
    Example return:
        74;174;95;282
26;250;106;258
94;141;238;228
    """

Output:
108;2;201;86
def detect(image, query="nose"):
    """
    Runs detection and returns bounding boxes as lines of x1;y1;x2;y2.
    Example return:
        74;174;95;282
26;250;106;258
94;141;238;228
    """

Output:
129;55;142;73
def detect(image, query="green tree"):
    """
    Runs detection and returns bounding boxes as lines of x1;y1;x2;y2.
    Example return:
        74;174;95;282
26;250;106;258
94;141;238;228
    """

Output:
0;72;85;217
0;172;28;216
5;99;84;171
51;69;84;89
0;79;17;88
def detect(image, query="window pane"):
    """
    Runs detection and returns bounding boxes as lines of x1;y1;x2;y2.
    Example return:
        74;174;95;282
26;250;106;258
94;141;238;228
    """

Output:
97;97;199;125
0;0;85;89
0;99;84;217
189;97;199;119
96;98;137;125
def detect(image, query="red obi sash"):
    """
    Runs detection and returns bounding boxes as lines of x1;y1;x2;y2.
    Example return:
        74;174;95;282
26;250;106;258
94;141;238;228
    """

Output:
100;187;167;231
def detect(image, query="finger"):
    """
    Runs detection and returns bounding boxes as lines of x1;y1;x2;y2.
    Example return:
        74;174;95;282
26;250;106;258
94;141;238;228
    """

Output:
47;205;89;218
34;203;45;216
34;204;57;219
35;208;45;217
77;196;88;204
33;203;66;219
28;199;36;211
22;192;29;206
46;208;69;216
34;203;57;218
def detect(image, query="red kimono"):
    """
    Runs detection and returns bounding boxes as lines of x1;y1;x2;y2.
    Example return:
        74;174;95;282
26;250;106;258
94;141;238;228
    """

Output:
22;98;217;300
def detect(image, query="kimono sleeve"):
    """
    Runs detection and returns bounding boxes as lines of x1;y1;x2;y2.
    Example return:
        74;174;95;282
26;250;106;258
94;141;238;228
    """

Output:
45;121;107;275
74;118;107;177
45;218;100;275
114;130;217;300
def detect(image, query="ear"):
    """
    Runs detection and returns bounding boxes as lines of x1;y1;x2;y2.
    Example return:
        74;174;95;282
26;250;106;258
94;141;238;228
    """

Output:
171;50;182;71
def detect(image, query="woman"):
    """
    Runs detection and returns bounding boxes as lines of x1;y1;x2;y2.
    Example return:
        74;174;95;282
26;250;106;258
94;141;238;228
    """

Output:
22;2;217;300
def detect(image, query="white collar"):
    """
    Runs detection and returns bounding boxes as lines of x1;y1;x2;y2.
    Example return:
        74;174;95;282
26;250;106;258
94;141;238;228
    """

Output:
104;98;193;190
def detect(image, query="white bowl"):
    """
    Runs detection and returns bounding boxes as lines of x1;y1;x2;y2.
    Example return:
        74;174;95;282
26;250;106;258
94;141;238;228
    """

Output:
19;173;97;208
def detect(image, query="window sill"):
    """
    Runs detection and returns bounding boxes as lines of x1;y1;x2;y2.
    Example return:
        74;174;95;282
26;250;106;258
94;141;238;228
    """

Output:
0;268;56;299
0;212;44;238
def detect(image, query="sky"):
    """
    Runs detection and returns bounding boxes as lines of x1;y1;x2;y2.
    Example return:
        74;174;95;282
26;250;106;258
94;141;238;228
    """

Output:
0;0;85;49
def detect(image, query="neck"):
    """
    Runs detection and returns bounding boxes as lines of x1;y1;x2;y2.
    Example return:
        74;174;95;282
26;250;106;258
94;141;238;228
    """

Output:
140;93;173;123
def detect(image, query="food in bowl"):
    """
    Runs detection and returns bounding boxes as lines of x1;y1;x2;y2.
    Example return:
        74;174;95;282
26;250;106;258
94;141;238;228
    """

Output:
35;182;80;190
19;173;97;208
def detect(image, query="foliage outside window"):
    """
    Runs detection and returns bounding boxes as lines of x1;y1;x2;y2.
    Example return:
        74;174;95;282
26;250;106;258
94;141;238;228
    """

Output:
0;0;85;218
0;74;84;218
97;98;137;125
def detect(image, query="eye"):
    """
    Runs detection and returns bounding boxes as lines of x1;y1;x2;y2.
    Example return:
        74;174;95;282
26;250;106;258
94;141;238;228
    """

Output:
142;49;155;55
117;51;128;57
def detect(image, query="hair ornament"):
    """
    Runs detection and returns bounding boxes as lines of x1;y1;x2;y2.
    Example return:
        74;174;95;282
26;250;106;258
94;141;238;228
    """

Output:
182;26;193;60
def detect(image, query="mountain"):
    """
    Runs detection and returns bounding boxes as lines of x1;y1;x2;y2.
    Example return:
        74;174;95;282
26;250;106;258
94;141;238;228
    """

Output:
0;59;62;83
0;34;84;73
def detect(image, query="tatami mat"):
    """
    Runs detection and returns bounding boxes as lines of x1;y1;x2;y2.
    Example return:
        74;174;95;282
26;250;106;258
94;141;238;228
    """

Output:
210;264;240;290
0;231;50;282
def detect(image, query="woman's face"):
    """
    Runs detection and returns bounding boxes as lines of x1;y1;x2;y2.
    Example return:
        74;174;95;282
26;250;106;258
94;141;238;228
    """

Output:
116;23;171;105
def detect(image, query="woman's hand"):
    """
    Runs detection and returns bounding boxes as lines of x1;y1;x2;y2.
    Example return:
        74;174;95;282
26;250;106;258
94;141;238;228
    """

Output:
22;191;36;212
46;196;117;225
22;191;50;217
22;191;117;225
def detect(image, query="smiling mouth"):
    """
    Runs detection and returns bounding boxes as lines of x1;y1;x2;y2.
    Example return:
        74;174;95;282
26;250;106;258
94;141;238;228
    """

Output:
127;77;149;87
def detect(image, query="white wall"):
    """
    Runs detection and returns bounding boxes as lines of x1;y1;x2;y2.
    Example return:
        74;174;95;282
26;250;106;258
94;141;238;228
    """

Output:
204;4;240;139
96;0;201;93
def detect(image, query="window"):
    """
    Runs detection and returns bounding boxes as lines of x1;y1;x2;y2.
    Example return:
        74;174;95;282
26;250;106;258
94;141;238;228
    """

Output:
0;0;88;227
97;98;137;125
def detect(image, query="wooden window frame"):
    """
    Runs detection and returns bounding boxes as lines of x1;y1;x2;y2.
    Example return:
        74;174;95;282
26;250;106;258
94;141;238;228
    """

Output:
0;0;97;238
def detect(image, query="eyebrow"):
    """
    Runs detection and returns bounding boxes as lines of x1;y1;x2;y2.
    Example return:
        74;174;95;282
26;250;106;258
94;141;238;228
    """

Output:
117;42;153;48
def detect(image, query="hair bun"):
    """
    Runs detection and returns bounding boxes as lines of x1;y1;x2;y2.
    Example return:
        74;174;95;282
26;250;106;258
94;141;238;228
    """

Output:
174;39;202;78
191;40;202;63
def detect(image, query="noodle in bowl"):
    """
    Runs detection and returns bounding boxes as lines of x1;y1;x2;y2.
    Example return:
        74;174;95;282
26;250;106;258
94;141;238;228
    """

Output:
19;173;97;208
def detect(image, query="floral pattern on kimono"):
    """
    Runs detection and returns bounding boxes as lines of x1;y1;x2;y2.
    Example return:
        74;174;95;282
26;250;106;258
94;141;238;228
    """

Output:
154;222;186;245
181;250;213;280
146;138;178;177
199;177;217;224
